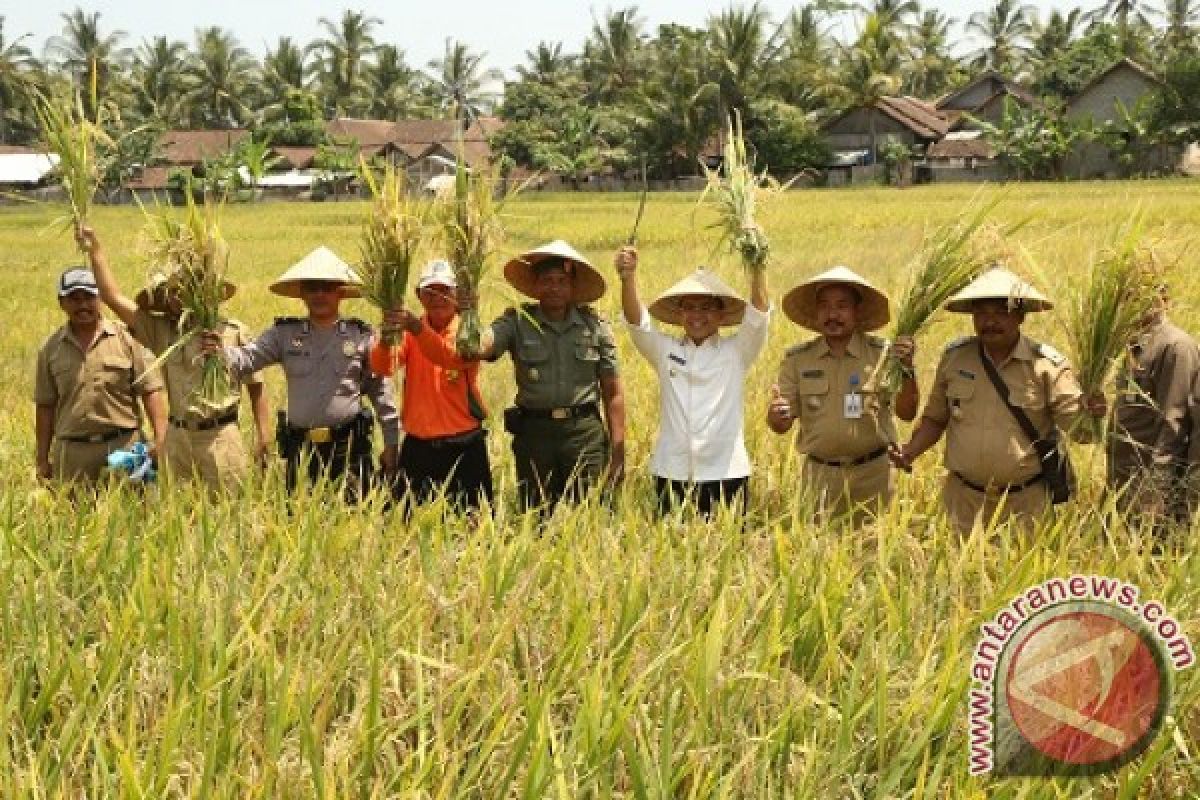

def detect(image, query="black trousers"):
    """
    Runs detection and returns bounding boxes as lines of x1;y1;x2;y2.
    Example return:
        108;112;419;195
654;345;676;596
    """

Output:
394;429;493;512
286;436;371;502
655;476;749;517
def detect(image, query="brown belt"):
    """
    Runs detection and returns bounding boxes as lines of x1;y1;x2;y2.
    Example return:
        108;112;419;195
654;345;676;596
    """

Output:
808;446;887;468
59;427;138;444
170;409;238;431
954;471;1043;495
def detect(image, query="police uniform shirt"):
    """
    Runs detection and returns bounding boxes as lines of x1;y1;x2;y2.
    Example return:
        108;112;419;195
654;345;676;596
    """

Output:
487;303;618;410
1109;317;1200;481
131;308;263;421
777;330;897;461
34;319;164;438
923;335;1084;487
625;303;769;482
222;317;400;446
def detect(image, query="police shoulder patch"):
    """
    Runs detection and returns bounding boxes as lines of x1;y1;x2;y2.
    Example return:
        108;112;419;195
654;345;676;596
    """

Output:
944;335;975;352
1036;342;1066;366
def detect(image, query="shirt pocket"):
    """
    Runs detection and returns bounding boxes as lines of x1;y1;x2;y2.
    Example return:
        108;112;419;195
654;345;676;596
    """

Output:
794;377;830;417
96;354;133;394
282;349;314;380
574;334;601;380
516;339;550;383
945;377;976;420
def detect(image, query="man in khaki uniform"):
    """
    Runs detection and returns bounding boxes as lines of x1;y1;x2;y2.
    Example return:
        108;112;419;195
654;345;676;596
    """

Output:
76;226;270;489
1107;290;1200;531
767;267;917;523
892;268;1093;533
34;268;168;483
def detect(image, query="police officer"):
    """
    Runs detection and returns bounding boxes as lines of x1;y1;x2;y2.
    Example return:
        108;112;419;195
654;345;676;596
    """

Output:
891;267;1095;533
34;267;168;483
767;267;917;524
1106;281;1200;531
458;240;626;512
201;247;399;498
75;226;270;489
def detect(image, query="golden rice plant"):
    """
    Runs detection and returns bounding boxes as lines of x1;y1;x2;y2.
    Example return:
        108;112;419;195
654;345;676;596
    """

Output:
358;159;428;346
30;86;112;237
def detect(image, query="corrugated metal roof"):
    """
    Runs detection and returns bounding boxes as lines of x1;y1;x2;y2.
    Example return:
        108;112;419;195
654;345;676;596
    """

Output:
0;153;59;184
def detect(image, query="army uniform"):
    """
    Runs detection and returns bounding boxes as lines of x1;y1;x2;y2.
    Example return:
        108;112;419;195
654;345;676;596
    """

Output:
924;335;1085;532
1108;317;1200;529
488;303;618;510
778;330;897;521
132;309;263;488
34;319;164;482
222;316;400;496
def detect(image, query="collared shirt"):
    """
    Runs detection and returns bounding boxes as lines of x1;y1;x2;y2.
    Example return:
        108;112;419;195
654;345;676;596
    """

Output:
487;303;618;409
1109;317;1200;482
626;303;769;481
34;319;164;438
400;315;487;439
777;330;897;462
131;308;262;421
923;334;1084;487
223;317;400;446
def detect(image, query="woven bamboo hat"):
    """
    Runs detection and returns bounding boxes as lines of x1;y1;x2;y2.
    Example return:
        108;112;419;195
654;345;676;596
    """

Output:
648;269;746;326
269;247;363;298
136;271;236;312
782;266;890;332
944;267;1053;313
503;240;606;303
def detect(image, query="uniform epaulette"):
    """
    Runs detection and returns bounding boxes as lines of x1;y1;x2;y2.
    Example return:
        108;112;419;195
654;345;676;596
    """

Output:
864;333;887;348
273;316;305;326
1036;342;1067;366
786;339;818;357
578;304;608;323
944;335;975;352
341;317;370;332
502;306;518;318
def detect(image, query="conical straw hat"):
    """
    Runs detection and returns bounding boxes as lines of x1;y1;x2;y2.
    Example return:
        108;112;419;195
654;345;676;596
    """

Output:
648;268;746;326
269;246;363;298
135;270;236;312
503;239;606;304
944;267;1053;313
782;266;890;332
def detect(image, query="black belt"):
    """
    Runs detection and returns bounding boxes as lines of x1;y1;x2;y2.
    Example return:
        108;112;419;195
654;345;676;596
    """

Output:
59;427;138;444
410;428;485;448
954;471;1043;495
170;409;238;432
519;403;599;421
288;416;357;445
808;446;887;468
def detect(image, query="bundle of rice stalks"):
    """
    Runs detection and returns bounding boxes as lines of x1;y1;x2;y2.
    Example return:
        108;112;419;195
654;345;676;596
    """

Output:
434;148;511;358
1063;214;1161;440
139;190;233;411
863;196;1005;409
697;111;790;274
358;160;427;375
31;87;112;237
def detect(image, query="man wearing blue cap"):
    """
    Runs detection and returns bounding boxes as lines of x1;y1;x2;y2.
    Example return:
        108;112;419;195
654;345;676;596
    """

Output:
34;268;168;483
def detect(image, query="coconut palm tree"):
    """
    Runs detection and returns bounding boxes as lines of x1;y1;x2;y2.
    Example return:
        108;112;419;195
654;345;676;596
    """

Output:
369;44;423;120
516;41;576;84
264;37;307;94
582;6;646;103
426;38;502;123
44;9;130;115
777;5;835;109
180;27;258;128
831;13;906;164
707;2;787;121
906;9;957;98
1154;0;1200;53
860;0;920;40
1098;0;1154;54
0;16;37;143
307;10;381;116
132;36;188;126
967;0;1036;76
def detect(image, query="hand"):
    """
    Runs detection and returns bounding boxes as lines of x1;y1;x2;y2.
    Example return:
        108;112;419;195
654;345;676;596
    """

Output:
891;335;916;370
455;286;478;311
888;443;913;471
254;440;270;468
74;224;99;255
615;246;638;279
606;444;626;487
197;330;223;357
36;458;53;483
1085;392;1107;419
380;444;398;474
389;308;422;335
767;384;793;431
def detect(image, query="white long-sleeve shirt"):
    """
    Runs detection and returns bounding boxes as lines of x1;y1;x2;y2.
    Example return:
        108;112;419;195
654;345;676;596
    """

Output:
625;303;770;481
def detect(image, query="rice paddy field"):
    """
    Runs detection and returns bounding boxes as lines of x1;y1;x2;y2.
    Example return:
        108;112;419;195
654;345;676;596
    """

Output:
2;181;1200;796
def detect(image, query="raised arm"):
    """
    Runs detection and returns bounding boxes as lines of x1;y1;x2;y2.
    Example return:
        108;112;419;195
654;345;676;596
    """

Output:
615;245;642;326
76;226;139;328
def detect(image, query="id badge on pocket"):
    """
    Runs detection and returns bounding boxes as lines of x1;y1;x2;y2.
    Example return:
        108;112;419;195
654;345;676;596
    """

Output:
843;393;864;419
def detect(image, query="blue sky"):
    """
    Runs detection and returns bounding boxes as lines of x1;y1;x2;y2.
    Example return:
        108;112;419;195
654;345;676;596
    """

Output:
8;1;1083;76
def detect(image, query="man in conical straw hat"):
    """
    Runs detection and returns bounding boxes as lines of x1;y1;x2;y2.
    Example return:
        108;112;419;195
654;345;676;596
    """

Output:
452;239;625;513
200;247;399;500
75;225;269;490
891;267;1097;533
614;244;769;516
768;267;917;525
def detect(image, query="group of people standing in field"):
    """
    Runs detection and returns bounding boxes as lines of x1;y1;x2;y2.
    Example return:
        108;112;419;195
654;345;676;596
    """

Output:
33;223;1200;536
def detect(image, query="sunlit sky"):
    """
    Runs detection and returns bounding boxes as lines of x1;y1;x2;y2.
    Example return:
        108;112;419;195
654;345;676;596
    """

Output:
8;1;1092;76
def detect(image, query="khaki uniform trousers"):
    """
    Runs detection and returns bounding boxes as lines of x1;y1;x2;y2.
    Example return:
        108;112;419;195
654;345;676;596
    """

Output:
52;430;140;483
801;454;892;526
942;472;1050;533
164;422;248;489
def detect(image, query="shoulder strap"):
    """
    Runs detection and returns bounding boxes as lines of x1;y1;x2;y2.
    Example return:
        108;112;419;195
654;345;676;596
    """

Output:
978;341;1041;446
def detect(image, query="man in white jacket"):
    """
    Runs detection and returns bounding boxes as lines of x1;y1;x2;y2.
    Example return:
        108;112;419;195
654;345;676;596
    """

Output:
615;245;769;516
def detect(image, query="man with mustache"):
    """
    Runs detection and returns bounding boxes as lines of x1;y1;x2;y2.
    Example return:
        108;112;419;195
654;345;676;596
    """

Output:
890;267;1097;532
767;267;917;523
34;267;168;484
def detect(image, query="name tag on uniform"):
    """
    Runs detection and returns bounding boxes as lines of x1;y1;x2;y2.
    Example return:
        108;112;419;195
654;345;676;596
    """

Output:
668;353;686;366
844;393;864;419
